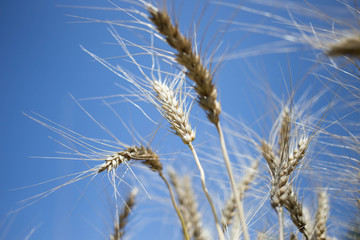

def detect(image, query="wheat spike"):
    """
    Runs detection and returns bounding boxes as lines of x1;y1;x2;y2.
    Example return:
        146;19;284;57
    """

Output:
147;6;221;124
314;191;329;240
259;107;311;240
278;108;291;164
110;189;137;240
326;34;360;58
152;80;195;145
169;170;207;240
98;145;162;173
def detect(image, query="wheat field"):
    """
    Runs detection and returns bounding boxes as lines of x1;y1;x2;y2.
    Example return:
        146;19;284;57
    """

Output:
1;0;360;239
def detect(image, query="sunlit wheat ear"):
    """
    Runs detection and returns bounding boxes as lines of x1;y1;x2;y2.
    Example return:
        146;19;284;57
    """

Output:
146;5;221;125
111;188;138;240
221;160;259;231
153;79;223;239
169;170;208;240
314;191;329;240
98;145;162;173
287;3;360;59
140;43;223;238
259;107;311;240
152;80;195;145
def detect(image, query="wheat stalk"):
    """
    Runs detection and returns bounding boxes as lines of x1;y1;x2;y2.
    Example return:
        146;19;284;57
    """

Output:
146;5;250;239
143;45;224;239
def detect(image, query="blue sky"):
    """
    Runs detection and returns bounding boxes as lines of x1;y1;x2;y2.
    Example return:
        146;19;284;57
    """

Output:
1;1;125;239
1;0;357;239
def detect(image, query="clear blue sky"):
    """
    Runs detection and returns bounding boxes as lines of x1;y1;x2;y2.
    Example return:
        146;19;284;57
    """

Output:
1;0;356;239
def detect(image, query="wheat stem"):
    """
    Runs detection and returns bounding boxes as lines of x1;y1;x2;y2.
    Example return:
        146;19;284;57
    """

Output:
188;142;225;240
217;123;250;240
159;171;190;240
277;206;284;240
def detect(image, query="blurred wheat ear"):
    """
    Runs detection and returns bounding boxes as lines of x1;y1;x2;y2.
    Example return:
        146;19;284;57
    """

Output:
111;188;137;240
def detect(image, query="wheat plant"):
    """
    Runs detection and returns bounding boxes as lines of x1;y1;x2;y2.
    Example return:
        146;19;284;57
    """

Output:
4;0;360;239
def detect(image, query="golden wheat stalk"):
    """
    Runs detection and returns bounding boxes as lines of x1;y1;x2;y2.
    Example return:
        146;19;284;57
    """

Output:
146;5;249;239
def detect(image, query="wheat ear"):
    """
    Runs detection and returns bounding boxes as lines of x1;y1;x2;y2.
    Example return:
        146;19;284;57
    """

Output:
147;5;248;239
260;108;310;240
97;145;162;173
147;6;220;125
152;80;195;145
110;188;137;240
314;191;329;240
151;69;223;239
169;170;207;240
326;34;360;58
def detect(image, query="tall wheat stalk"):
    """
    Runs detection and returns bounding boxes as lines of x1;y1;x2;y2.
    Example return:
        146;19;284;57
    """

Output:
147;5;249;239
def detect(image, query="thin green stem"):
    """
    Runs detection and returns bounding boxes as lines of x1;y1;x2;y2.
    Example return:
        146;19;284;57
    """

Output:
216;123;250;240
188;143;225;240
